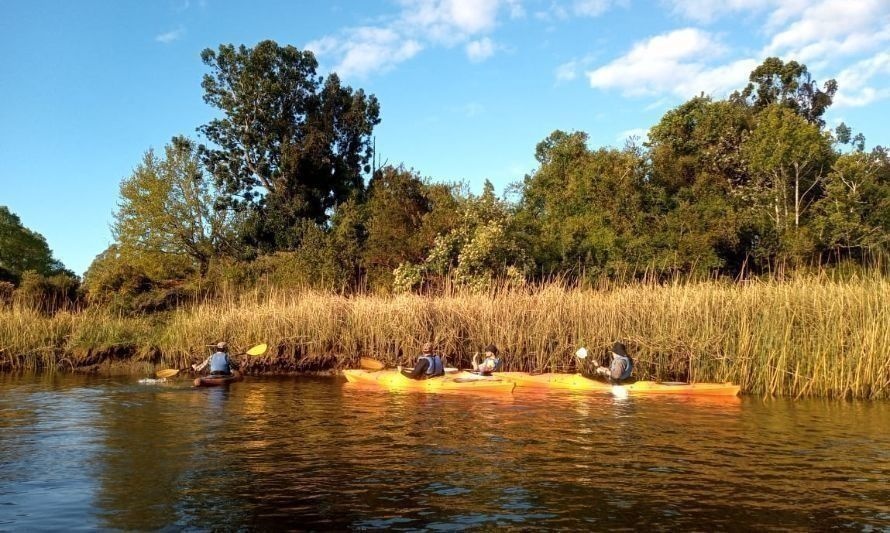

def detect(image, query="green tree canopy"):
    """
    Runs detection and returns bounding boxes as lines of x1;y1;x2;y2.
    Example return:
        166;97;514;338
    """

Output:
737;56;837;126
113;136;238;276
198;40;381;250
0;206;68;283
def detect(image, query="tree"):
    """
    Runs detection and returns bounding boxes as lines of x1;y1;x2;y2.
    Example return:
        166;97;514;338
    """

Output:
741;105;835;260
737;57;837;126
0;206;69;283
516;130;653;276
814;149;890;255
198;40;381;250
394;181;530;291
114;136;238;276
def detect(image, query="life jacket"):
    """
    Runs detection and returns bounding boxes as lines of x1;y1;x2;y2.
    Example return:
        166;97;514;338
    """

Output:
612;353;633;381
209;351;231;374
420;354;444;377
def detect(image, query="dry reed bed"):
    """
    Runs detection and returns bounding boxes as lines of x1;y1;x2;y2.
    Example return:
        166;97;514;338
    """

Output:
1;278;888;399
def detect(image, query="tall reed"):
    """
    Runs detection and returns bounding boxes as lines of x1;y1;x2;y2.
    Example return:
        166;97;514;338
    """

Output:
1;275;887;399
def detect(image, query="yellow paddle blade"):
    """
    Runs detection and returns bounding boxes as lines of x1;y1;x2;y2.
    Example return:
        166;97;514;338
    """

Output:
246;343;268;356
156;368;180;379
360;357;385;370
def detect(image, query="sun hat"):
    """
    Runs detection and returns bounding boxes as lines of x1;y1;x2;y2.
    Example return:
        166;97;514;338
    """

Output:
217;341;228;351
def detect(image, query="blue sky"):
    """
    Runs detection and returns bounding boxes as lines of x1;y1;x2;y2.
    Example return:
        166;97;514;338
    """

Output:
2;0;888;275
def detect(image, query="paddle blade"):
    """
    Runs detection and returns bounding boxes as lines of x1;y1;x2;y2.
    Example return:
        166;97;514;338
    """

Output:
246;343;268;356
611;385;629;399
575;347;588;359
156;368;179;379
360;357;385;370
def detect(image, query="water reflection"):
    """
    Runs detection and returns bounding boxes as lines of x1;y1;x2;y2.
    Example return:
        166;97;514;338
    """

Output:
0;373;887;530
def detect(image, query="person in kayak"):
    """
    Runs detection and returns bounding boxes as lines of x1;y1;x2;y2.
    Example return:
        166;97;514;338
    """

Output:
192;342;240;376
400;342;445;380
586;342;633;384
472;344;502;375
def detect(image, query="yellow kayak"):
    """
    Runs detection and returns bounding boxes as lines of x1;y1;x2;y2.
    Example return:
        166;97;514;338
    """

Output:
342;369;515;394
498;372;740;396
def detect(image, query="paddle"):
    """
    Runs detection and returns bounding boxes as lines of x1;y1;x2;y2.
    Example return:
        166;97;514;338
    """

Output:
155;343;268;378
360;357;385;370
576;346;630;398
193;343;268;372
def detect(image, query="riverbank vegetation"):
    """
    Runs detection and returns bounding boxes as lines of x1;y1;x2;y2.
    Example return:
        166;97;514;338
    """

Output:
0;275;887;399
1;43;888;398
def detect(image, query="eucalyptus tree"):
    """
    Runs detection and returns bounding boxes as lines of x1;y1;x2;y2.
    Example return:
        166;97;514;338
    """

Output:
198;40;381;250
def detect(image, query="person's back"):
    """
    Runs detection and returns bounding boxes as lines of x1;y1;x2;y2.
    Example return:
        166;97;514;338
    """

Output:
208;342;236;376
401;342;444;380
585;342;633;384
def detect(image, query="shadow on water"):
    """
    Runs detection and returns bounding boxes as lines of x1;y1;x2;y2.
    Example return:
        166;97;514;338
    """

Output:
1;372;888;530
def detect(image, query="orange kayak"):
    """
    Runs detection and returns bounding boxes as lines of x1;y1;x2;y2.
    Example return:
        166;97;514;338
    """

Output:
498;372;740;396
343;369;515;394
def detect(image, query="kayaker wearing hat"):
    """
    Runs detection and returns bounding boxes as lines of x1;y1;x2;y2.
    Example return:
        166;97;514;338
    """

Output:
472;344;502;375
192;341;240;376
209;342;240;376
400;342;445;380
591;342;633;384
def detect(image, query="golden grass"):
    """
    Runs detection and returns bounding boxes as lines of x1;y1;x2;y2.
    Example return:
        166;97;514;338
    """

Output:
1;276;888;399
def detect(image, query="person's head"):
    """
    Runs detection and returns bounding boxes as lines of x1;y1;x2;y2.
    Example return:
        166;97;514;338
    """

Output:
216;341;228;352
611;342;627;358
484;344;499;357
422;342;434;355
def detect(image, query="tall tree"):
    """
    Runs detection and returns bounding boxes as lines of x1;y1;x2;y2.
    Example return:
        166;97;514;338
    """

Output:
198;40;381;250
737;57;837;126
741;105;835;259
0;206;68;283
114;136;237;276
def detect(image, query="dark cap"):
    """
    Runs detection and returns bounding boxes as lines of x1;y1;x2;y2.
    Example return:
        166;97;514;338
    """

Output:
611;342;627;357
484;344;499;356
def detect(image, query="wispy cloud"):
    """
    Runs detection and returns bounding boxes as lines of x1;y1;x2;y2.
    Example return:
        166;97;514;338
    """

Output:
155;26;185;44
833;51;890;107
466;37;496;62
616;127;648;143
307;0;512;78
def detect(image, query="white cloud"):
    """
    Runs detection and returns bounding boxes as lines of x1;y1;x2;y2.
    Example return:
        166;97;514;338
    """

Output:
833;51;890;107
586;29;754;97
764;0;890;62
466;37;496;62
155;27;185;44
310;0;514;78
307;28;423;79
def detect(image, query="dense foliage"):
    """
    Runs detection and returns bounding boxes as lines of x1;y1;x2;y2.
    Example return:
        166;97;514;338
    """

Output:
70;50;888;310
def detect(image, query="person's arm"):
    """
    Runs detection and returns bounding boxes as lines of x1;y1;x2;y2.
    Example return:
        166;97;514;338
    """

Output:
192;357;210;372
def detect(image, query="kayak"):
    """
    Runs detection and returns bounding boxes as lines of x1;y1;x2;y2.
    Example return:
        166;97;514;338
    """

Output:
343;369;515;394
498;372;741;396
194;371;244;387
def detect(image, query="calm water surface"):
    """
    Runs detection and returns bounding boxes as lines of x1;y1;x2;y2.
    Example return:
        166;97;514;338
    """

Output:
0;372;888;531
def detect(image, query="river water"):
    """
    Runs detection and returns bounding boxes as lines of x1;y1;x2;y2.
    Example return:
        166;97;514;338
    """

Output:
1;372;888;531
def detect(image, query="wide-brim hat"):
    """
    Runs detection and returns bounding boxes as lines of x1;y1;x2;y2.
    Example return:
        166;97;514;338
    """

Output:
216;341;228;351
